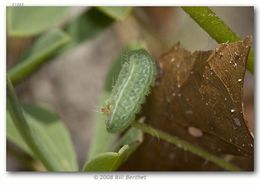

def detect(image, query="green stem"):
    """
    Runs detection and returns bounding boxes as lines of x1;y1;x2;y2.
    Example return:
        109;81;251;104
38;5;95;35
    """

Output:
132;122;241;171
7;76;56;171
182;7;254;74
8;30;70;85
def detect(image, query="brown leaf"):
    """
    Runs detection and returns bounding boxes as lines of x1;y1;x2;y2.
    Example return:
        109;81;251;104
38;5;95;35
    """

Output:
121;37;253;170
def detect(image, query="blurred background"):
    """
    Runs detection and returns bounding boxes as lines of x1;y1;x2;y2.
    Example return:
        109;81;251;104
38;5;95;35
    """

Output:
7;7;254;171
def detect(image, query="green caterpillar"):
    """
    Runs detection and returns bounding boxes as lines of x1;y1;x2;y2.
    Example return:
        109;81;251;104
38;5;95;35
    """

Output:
102;49;156;133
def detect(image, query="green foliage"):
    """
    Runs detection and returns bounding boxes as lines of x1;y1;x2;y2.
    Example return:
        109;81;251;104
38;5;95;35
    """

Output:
182;7;254;73
6;6;252;172
7;7;67;37
182;7;240;43
97;7;132;20
63;8;114;51
7;78;77;171
62;7;133;52
84;146;131;171
7;7;139;172
113;127;143;151
84;128;142;171
247;49;254;73
7;104;78;171
8;29;70;84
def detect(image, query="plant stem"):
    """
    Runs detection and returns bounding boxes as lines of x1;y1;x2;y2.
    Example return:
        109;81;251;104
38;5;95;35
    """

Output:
7;77;56;171
8;30;70;85
132;122;241;171
182;7;254;74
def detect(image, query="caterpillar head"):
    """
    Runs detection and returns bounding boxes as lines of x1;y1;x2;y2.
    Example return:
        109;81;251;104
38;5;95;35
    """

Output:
101;103;112;116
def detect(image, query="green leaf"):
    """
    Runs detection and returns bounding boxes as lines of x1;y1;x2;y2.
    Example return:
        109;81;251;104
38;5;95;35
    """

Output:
7;101;78;171
87;41;146;159
7;78;55;170
113;128;143;151
181;7;254;74
97;7;132;20
8;29;70;84
62;8;114;51
83;146;130;171
7;112;31;155
62;7;132;52
7;7;68;37
247;49;254;73
83;128;143;171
